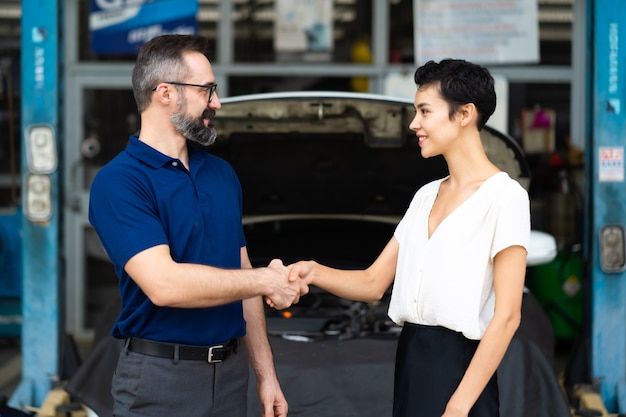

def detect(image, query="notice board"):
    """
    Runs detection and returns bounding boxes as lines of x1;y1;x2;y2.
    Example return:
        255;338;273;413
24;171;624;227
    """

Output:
414;0;539;65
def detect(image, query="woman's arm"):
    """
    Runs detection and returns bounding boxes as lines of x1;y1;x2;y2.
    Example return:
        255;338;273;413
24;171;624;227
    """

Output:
290;237;399;303
442;245;527;417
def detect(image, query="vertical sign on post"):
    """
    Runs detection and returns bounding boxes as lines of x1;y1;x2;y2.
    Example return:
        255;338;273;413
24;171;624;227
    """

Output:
598;146;624;182
10;0;60;410
591;0;626;413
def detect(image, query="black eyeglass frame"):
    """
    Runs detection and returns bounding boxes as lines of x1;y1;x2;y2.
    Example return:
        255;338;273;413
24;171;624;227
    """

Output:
152;81;218;102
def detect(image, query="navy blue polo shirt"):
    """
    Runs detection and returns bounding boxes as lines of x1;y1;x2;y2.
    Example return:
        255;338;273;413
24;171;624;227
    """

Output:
88;136;247;345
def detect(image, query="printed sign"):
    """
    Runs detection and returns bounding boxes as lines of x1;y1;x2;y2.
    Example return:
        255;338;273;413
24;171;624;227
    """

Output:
90;0;198;54
413;0;539;65
275;0;333;52
599;146;624;182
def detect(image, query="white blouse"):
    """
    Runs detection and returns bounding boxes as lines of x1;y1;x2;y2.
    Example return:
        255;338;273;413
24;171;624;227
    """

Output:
388;172;530;340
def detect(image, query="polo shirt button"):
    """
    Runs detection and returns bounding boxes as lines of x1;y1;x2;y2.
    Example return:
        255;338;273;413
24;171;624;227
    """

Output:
172;161;178;167
412;299;417;303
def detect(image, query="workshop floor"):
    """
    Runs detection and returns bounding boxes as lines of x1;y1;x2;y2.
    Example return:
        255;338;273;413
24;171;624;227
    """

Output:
0;334;579;417
0;291;581;417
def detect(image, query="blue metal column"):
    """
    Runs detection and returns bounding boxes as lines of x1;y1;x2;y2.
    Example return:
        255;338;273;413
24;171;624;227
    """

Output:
9;0;60;409
590;0;626;412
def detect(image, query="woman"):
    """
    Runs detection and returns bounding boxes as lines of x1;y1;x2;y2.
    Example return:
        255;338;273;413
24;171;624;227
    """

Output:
289;59;530;417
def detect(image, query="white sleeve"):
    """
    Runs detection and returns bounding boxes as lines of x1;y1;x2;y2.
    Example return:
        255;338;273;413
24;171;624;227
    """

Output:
490;184;531;259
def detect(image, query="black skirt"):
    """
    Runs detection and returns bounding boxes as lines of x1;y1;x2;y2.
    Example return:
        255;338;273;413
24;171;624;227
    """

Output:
393;322;499;417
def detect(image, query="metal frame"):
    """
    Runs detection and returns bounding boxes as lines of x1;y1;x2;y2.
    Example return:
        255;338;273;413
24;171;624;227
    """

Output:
10;0;60;409
589;0;626;412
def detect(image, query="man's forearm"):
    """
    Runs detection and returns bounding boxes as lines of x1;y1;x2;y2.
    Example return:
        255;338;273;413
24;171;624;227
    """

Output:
242;296;278;380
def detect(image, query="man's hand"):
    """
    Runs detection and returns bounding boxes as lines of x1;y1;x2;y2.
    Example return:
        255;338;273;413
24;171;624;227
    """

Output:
264;259;309;309
257;377;288;417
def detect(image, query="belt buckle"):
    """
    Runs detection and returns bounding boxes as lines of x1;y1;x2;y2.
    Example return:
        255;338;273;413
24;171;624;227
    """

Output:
207;345;224;363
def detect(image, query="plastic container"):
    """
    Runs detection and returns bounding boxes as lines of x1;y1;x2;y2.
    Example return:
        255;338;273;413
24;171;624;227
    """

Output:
526;248;584;341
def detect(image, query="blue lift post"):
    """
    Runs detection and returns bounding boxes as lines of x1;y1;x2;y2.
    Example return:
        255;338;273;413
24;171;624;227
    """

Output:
590;0;626;412
9;0;61;409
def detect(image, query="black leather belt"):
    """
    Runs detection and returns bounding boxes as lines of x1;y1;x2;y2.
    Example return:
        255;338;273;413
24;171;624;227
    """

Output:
126;337;238;363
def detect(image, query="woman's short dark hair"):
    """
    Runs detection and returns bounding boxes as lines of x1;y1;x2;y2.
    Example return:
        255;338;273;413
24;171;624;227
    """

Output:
413;59;496;131
132;35;209;113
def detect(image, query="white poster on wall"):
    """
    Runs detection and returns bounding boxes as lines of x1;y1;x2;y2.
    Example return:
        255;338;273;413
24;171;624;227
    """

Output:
414;0;539;65
275;0;333;52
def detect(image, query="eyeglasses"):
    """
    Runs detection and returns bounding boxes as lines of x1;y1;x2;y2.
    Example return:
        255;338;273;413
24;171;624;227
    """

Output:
152;81;218;102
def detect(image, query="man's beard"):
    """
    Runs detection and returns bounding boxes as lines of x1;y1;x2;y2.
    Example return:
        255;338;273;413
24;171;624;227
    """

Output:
171;102;217;146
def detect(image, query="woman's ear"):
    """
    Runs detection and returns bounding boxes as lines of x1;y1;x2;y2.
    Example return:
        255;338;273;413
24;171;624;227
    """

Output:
459;103;477;127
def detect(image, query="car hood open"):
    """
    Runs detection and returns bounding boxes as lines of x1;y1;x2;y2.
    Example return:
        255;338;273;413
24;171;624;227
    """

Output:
209;91;530;220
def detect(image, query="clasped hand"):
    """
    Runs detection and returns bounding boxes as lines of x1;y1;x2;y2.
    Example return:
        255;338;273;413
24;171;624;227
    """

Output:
264;259;312;310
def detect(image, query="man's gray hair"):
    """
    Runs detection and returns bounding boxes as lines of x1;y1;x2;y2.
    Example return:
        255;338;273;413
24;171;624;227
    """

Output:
132;35;209;113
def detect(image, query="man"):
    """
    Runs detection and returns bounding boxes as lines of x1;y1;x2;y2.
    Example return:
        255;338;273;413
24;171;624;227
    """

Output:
89;34;306;417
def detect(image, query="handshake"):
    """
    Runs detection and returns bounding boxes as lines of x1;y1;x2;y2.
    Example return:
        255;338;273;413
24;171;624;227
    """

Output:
262;259;314;310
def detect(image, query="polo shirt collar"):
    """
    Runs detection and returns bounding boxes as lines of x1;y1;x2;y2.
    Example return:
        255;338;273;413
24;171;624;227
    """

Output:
126;135;205;171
